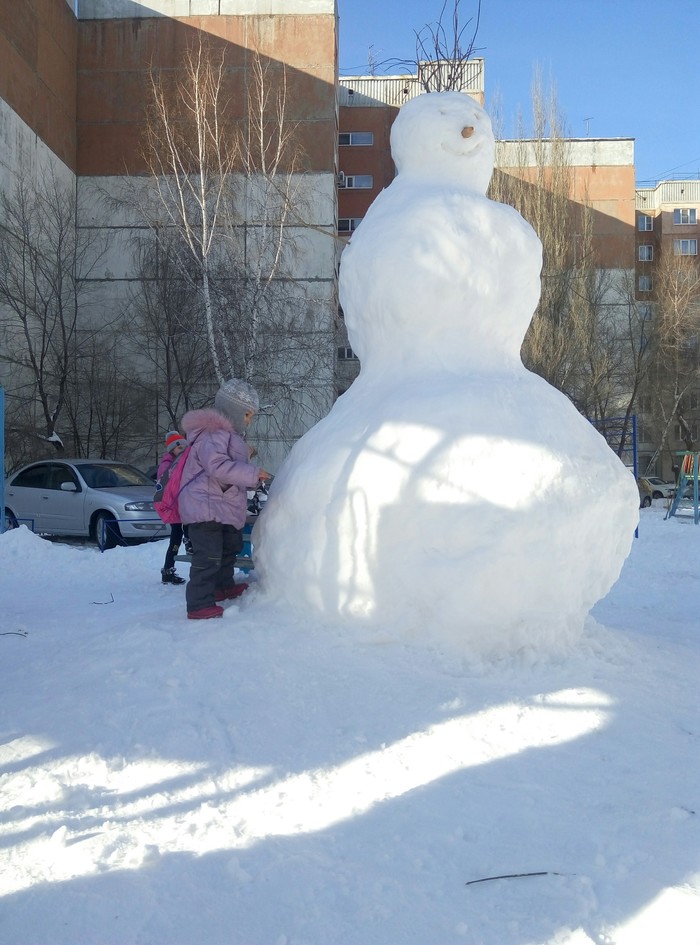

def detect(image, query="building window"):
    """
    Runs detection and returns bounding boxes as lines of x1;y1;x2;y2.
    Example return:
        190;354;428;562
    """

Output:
638;245;653;261
673;208;697;225
337;346;359;360
638;303;653;320
339;132;374;146
638;214;653;231
338;174;373;189
338;218;363;233
675;422;699;441
639;275;653;292
674;238;698;255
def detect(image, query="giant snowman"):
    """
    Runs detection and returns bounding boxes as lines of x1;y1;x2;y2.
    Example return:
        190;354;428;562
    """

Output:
255;92;639;660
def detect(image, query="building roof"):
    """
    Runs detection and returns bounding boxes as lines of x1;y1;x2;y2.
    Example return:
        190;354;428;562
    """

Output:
339;59;484;107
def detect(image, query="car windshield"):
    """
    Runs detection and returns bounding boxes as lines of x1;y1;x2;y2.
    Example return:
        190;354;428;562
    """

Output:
78;464;154;489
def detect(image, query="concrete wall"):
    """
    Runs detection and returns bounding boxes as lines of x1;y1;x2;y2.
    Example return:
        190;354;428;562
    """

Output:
1;0;340;469
72;7;339;468
0;0;78;169
76;11;338;176
0;97;75;196
77;1;336;17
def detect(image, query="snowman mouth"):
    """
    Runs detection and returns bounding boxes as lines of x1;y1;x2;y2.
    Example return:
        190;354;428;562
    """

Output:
443;136;483;159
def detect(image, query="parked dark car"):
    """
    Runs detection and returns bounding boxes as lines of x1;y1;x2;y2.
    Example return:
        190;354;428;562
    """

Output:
3;459;168;550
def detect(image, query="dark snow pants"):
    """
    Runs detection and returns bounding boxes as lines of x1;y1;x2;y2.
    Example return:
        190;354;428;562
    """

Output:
186;522;244;613
162;522;184;572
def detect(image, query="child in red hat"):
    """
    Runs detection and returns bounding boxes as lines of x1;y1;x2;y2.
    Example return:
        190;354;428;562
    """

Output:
157;430;191;585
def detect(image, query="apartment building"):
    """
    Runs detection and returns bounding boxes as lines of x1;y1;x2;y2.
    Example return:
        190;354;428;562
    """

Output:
496;138;636;269
636;179;700;282
635;179;700;476
0;0;339;469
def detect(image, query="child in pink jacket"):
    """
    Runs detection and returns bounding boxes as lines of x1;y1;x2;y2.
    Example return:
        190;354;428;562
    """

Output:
156;430;190;585
179;379;272;620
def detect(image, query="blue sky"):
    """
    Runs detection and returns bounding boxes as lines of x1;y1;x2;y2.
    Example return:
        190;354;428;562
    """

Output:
337;0;700;185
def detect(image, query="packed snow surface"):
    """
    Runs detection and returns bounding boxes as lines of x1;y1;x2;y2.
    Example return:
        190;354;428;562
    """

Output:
0;508;698;944
256;92;639;655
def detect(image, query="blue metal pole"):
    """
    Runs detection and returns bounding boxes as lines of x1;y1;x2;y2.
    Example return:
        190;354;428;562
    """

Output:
0;386;4;534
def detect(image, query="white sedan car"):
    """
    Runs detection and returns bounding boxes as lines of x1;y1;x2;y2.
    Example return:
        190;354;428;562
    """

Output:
643;476;677;500
3;459;169;550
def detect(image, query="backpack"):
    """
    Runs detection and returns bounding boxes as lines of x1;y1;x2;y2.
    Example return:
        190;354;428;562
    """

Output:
154;446;195;524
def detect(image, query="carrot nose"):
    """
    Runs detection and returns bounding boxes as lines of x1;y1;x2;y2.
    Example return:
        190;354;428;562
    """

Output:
461;126;475;138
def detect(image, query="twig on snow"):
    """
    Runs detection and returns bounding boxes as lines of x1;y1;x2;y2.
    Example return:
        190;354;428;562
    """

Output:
466;871;564;886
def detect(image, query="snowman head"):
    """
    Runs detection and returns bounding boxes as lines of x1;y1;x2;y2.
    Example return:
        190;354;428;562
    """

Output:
391;91;495;194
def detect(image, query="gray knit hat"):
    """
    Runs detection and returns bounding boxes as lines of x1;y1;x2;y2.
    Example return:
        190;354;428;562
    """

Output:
165;430;187;453
214;378;260;431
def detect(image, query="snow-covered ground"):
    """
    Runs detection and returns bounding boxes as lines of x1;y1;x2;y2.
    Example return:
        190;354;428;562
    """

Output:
0;505;698;945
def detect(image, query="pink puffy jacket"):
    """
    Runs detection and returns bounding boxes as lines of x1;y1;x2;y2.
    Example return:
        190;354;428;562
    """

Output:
178;408;262;528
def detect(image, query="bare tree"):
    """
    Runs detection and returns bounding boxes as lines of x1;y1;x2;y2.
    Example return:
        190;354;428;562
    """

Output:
62;328;153;460
142;36;239;382
386;0;483;92
0;170;108;457
415;0;483;91
642;252;700;468
141;38;315;378
601;271;654;458
126;233;215;427
490;82;591;388
488;76;651;464
136;35;335;460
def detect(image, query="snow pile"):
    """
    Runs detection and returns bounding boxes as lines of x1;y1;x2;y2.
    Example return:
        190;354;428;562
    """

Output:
256;92;638;658
0;509;698;945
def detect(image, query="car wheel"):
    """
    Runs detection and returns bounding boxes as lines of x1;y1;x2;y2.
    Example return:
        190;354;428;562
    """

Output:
94;512;119;550
652;491;663;500
641;496;652;508
3;508;19;531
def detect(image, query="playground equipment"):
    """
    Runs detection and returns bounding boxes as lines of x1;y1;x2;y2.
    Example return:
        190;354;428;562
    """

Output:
665;452;700;524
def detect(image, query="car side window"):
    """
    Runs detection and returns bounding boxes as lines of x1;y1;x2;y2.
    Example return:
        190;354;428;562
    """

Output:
50;465;79;491
12;464;52;488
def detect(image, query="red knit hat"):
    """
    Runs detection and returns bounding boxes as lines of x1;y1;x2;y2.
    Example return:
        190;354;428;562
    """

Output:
165;431;187;453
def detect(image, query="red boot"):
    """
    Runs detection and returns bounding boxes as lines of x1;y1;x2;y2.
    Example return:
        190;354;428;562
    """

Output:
187;604;224;620
215;583;249;602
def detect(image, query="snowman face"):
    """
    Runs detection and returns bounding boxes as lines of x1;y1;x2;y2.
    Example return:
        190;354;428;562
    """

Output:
437;96;491;160
391;91;496;194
